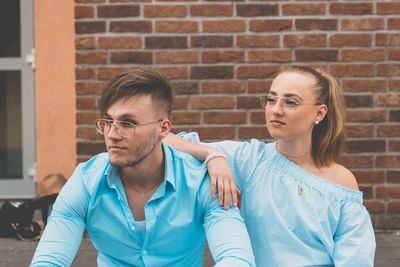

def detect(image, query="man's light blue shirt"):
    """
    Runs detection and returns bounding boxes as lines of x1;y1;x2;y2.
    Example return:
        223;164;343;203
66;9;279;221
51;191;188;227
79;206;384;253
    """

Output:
31;144;254;267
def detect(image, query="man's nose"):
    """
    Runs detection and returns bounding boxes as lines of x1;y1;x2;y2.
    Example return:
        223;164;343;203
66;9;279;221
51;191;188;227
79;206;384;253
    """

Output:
106;123;122;139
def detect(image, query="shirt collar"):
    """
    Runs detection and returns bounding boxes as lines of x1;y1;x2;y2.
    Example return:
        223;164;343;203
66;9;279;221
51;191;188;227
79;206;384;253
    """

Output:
105;143;176;192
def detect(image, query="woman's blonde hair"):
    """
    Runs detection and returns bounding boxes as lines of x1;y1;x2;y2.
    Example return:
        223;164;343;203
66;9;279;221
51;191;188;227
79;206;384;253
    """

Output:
283;66;346;167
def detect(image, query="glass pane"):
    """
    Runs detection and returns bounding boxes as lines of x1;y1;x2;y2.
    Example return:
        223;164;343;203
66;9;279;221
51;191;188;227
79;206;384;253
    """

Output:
0;71;22;179
0;0;20;57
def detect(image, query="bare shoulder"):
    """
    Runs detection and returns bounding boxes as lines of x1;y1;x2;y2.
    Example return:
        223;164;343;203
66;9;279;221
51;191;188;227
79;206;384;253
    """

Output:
323;163;359;191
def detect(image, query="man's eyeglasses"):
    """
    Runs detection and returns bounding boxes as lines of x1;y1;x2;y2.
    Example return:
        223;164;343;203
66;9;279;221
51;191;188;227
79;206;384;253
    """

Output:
95;119;163;137
260;94;321;110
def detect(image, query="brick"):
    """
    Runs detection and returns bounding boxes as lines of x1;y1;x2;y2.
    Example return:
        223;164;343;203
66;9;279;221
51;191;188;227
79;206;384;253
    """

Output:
388;201;400;213
248;80;272;94
330;3;372;15
284;34;326;47
250;20;292;32
378;125;400;137
203;20;245;33
153;66;188;80
191;127;235;140
239;127;271;140
202;51;244;64
97;67;130;80
76;67;95;80
376;156;400;168
75;21;105;34
377;3;400;14
76;112;99;125
156;21;198;33
342;19;384;31
110;51;152;64
237;96;262;109
330;34;372;47
389;110;400;122
75;6;94;19
389;141;400;152
376;186;400;198
388;18;400;30
360;186;373;199
76;52;107;64
237;66;279;79
250;111;266;124
171;112;200;125
97;5;139;18
388;49;400;61
191;66;234;79
338;155;373;169
345;140;385;153
171;81;199;95
389;80;400;92
342;79;385;93
376;33;400;46
296;49;338;62
377;64;400;77
109;0;151;2
201;81;244;94
296;19;337;31
282;3;325;15
144;5;186;17
76;82;107;95
110;21;152;33
172;96;189;110
344;95;372;108
237;35;280;48
76;37;95;49
77;127;98;141
146;36;187;49
330;64;373;77
346;110;386;122
191;36;233;48
155;51;198;64
190;4;232;17
77;142;106;155
249;50;292;63
353;170;384;184
236;4;278;17
341;49;384;62
364;200;385;214
191;96;234;109
375;94;400;107
388;171;400;183
99;37;141;49
345;124;374;138
203;112;247;124
76;0;105;3
77;97;97;110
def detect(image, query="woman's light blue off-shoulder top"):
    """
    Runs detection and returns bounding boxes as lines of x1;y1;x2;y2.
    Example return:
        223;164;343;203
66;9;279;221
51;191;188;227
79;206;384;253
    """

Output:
179;133;376;267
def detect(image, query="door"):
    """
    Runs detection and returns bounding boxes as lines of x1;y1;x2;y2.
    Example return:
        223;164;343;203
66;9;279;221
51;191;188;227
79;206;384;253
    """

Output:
0;0;35;198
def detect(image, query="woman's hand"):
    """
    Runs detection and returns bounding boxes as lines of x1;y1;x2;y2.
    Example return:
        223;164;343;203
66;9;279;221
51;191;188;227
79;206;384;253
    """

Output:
206;157;240;210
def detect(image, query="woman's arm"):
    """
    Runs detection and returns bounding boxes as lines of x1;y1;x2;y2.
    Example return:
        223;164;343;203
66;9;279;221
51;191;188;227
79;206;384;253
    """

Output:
163;133;239;209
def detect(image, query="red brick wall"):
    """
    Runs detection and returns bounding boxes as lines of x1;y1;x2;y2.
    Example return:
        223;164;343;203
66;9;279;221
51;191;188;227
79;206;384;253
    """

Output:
74;0;400;229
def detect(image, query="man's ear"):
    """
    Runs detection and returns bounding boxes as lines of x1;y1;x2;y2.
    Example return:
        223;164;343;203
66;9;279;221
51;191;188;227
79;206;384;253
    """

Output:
159;119;171;139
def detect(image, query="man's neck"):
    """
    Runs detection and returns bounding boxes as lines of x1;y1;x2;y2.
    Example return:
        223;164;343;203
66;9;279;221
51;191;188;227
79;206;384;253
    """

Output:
119;146;165;193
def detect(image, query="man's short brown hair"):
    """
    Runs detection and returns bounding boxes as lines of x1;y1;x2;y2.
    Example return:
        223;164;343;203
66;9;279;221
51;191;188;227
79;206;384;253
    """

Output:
99;67;172;117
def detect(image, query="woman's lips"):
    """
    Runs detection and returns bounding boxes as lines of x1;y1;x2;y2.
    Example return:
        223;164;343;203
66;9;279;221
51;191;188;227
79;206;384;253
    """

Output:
269;120;286;126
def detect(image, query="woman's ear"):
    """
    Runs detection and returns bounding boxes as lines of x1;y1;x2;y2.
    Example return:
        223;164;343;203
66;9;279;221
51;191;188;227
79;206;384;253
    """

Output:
316;104;328;123
159;119;171;139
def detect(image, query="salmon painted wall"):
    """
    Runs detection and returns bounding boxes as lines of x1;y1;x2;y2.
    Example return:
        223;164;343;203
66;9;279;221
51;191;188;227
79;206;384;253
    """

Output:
35;0;76;195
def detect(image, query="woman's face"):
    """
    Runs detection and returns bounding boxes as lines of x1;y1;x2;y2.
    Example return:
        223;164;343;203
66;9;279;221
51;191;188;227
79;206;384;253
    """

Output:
264;71;327;142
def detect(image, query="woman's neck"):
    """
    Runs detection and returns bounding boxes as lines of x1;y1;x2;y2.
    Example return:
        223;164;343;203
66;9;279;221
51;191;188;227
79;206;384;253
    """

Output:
276;137;315;169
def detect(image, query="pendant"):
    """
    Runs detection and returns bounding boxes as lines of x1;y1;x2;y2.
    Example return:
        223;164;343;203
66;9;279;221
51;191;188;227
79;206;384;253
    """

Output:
298;185;303;195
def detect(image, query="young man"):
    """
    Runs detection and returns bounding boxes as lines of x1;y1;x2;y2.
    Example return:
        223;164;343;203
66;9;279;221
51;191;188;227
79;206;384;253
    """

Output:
30;67;254;267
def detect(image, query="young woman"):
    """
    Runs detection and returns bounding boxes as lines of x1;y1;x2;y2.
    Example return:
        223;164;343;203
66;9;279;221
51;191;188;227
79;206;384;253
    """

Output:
165;66;375;266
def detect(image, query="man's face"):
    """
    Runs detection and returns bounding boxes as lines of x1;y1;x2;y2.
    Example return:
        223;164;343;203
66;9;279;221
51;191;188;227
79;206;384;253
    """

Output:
103;95;162;168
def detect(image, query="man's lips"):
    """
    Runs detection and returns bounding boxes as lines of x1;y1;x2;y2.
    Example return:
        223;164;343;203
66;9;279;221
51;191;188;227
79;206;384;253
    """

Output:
108;145;127;151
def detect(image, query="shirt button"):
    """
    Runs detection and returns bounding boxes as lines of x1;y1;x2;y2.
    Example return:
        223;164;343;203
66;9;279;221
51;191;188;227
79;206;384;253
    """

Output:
143;250;147;255
130;226;135;231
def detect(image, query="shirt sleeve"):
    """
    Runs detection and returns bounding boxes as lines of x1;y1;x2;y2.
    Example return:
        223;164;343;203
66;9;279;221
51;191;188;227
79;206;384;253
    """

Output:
332;201;376;267
178;132;264;191
197;176;255;267
30;164;89;267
